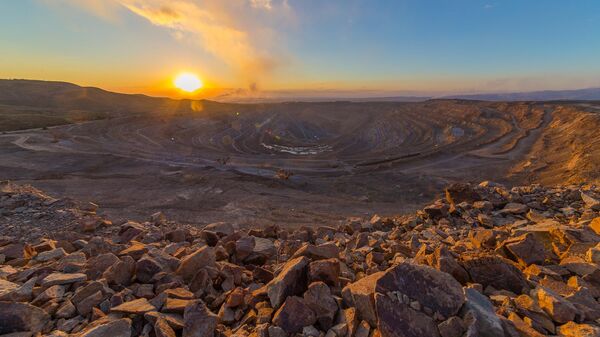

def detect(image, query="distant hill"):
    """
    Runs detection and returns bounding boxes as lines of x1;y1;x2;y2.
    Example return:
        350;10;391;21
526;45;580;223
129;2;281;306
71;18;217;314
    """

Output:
0;79;227;131
0;79;191;115
444;87;600;101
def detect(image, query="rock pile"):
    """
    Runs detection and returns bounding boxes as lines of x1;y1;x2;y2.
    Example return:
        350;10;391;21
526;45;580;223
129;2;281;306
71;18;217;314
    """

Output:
1;181;600;337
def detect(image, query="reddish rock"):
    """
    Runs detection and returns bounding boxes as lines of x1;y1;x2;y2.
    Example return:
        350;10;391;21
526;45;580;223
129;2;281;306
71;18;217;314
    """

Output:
0;301;50;334
155;316;176;337
103;256;135;286
342;271;384;326
303;282;338;330
308;258;340;286
376;263;465;318
176;246;216;282
504;233;547;266
135;255;162;283
265;256;309;308
111;298;156;315
272;296;316;334
534;287;577;324
462;255;529;294
183;300;217;337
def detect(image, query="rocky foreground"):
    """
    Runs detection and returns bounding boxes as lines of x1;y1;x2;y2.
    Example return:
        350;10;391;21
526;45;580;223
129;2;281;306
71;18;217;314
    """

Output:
1;181;600;337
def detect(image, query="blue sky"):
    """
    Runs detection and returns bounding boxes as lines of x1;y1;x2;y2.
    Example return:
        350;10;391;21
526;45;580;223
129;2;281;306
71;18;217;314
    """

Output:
1;0;600;97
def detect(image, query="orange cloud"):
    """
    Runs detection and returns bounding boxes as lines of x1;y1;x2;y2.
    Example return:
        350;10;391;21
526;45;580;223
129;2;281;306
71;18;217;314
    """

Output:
52;0;292;87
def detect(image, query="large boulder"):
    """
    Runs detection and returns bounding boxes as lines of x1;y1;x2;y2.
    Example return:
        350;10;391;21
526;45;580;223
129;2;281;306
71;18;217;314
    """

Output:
272;296;317;334
79;318;132;337
462;255;529;294
265;256;309;308
183;300;217;337
534;286;578;324
445;183;482;206
176;246;216;282
558;321;600;337
375;292;440;337
342;271;385;326
503;233;547;266
303;282;338;330
375;263;465;318
110;298;156;315
0;301;50;334
461;288;505;337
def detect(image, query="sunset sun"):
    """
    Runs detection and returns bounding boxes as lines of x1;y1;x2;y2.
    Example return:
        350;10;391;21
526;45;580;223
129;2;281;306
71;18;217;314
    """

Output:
174;73;203;92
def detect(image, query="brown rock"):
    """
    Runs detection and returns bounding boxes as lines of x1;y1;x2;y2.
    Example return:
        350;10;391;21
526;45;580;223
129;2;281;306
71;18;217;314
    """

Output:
183;300;217;337
0;279;19;297
513;294;555;334
235;236;255;261
118;221;146;243
79;318;132;337
162;297;191;313
589;217;600;235
0;301;50;334
560;256;598;276
376;263;465;318
76;290;104;316
504;233;547;266
557;321;600;337
225;287;246;307
111;298;156;315
292;242;339;260
0;243;34;261
445;183;482;206
428;246;470;284
0;277;35;302
501;203;529;214
272;296;317;334
308;258;340;286
463;255;529;294
534;286;577;324
176;246;216;282
342;271;385;326
461;288;505;337
375;292;440;337
507;312;546;337
266;256;309;308
135;255;162;283
55;299;76;319
86;253;119;279
103;256;135;286
154;316;176;337
581;192;600;211
144;311;185;330
438;317;465;337
41;272;87;287
303;282;338;330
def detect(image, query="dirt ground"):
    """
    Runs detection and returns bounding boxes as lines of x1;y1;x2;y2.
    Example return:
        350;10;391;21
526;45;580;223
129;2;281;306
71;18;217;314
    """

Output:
1;100;599;228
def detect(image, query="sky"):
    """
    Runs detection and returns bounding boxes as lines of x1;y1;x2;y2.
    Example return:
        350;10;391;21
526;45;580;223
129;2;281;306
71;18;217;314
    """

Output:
1;0;600;99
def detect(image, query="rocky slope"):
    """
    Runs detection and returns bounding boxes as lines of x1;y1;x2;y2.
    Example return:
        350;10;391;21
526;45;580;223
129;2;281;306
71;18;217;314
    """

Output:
1;181;600;337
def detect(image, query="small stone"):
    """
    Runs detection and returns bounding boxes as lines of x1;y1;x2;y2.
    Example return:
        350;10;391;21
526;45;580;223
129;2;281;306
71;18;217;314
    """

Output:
41;272;87;287
176;246;216;282
534;286;577;324
438;317;465;337
272;296;317;334
111;298;156;315
79;318;132;337
183;300;217;337
154;316;176;337
266;256;309;308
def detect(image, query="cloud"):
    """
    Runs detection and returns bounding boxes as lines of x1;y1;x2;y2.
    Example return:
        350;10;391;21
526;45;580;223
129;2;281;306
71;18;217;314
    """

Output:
49;0;292;86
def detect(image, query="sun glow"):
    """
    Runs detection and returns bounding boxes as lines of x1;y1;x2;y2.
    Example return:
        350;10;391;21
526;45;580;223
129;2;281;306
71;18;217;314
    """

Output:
174;73;203;92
